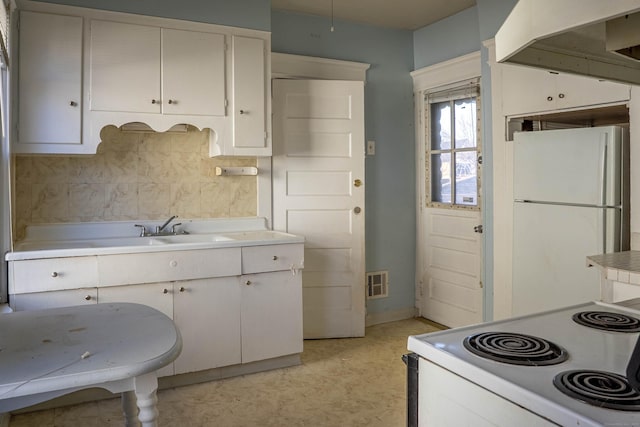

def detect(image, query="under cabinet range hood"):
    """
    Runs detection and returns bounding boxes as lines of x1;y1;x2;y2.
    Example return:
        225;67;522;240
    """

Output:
495;0;640;85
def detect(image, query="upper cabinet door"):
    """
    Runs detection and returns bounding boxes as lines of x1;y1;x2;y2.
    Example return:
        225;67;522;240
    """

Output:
90;20;161;113
501;64;631;116
18;11;82;145
232;35;267;151
162;29;225;117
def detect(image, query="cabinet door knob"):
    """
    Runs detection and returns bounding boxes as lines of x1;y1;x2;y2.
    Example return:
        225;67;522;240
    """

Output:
245;280;252;286
354;206;362;214
151;99;160;104
51;272;59;278
69;101;78;107
163;288;169;294
273;255;278;261
168;99;177;105
179;287;185;292
84;295;92;301
558;93;565;99
239;109;247;115
547;96;553;101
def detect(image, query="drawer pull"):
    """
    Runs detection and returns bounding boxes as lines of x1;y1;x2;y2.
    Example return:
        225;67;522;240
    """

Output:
179;287;185;292
273;256;278;261
245;280;252;286
84;295;92;301
51;272;59;278
163;288;169;294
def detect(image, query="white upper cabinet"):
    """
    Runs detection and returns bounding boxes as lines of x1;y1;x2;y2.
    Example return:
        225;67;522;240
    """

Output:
16;11;82;150
209;34;271;156
231;35;268;154
502;64;631;116
90;21;225;117
13;2;270;156
162;28;225;116
90;20;161;114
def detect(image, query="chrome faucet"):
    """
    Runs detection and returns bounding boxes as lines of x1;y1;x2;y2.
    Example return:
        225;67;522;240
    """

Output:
156;215;178;235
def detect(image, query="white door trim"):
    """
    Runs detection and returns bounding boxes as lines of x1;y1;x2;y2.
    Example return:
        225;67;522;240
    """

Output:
411;51;481;318
272;52;370;81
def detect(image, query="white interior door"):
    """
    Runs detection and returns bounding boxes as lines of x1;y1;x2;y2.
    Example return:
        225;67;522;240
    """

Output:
272;79;365;339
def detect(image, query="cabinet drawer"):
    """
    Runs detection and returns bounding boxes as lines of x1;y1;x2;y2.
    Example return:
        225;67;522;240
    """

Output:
98;248;241;286
11;288;97;311
9;257;98;294
242;244;304;274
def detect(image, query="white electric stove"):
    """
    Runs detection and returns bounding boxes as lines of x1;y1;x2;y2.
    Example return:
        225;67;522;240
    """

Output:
408;299;640;426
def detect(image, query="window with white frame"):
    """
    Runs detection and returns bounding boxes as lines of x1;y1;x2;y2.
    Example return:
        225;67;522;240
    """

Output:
426;80;480;208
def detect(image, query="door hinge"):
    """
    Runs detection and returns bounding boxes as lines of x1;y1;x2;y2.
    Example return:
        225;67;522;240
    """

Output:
473;225;483;233
477;155;483;165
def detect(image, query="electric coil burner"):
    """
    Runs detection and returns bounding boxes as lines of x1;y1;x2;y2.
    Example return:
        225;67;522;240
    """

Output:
553;370;640;411
408;301;640;426
463;332;569;366
572;311;640;332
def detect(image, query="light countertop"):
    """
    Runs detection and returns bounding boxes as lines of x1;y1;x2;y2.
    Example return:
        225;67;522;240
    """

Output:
586;251;640;285
6;218;304;261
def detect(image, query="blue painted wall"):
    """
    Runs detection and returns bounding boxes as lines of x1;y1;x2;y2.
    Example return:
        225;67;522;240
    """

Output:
271;10;417;317
33;0;519;322
413;6;480;70
411;0;517;321
35;0;271;30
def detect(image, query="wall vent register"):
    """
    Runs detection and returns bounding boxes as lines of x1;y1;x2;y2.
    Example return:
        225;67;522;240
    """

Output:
366;271;388;299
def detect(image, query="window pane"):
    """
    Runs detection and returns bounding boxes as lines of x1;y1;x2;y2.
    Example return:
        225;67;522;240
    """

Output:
455;152;477;206
430;102;451;150
454;97;476;149
431;153;451;203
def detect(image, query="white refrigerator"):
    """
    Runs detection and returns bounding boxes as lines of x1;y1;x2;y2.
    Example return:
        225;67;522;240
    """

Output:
512;126;628;316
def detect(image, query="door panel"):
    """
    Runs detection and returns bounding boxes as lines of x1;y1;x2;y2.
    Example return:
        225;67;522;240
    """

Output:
421;208;482;328
273;79;365;338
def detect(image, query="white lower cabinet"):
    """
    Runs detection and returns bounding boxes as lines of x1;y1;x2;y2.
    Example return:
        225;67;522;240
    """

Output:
241;271;303;363
12;288;97;311
8;243;303;377
98;282;174;377
172;277;241;375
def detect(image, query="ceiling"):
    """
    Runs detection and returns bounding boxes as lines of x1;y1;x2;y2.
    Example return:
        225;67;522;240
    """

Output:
271;0;477;31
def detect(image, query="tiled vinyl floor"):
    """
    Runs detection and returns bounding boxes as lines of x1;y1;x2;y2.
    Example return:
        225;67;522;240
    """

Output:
9;318;441;427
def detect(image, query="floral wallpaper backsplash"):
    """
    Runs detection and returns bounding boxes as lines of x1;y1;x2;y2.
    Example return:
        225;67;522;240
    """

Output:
13;126;257;240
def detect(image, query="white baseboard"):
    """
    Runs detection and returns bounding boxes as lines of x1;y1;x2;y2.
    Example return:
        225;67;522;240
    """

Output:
365;307;418;327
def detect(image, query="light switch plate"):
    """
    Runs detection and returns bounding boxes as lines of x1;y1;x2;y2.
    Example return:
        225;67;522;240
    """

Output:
367;140;376;155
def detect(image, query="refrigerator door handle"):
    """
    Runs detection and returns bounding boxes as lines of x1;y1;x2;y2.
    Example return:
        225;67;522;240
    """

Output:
599;136;608;207
598;209;606;255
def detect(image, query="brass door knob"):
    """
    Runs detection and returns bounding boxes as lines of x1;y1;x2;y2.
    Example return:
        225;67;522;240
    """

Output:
354;206;362;214
354;179;362;187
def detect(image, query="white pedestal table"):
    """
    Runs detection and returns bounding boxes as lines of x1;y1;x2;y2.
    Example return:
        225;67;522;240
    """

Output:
0;303;182;426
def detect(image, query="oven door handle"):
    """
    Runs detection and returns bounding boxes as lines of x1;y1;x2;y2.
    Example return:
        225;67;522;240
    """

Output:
626;337;640;392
